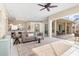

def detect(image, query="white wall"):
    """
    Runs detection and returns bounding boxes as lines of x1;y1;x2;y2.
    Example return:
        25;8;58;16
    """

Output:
27;22;44;33
8;20;27;30
8;20;45;34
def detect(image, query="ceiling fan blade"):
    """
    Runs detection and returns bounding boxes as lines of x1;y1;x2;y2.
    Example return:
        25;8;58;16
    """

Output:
47;8;50;11
49;5;58;8
40;8;46;11
46;3;51;6
38;4;44;7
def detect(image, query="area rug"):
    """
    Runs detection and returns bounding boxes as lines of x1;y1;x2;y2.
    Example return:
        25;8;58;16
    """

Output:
15;37;60;56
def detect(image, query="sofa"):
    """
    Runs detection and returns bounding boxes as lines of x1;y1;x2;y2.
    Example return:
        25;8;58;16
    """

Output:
22;32;44;43
32;40;74;56
22;32;36;43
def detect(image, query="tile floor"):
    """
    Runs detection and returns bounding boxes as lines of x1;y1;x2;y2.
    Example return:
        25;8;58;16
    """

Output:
11;35;79;56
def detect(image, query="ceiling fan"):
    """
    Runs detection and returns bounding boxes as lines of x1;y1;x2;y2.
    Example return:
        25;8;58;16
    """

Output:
38;3;58;11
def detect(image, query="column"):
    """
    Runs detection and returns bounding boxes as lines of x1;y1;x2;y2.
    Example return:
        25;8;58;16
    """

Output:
54;20;57;36
48;17;52;38
43;23;45;37
65;22;67;34
74;24;76;33
0;9;8;38
70;23;73;34
41;22;45;37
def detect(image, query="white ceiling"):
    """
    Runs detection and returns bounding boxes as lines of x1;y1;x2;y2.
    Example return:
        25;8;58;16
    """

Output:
3;3;79;21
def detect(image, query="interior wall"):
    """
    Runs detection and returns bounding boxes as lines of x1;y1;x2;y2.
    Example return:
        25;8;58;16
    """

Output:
27;22;44;33
8;20;27;31
8;20;45;33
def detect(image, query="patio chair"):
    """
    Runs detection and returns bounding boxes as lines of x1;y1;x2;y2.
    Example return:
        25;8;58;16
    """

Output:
74;33;79;42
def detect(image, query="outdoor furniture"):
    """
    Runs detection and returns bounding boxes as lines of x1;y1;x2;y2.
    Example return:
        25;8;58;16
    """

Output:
74;33;79;42
56;30;65;35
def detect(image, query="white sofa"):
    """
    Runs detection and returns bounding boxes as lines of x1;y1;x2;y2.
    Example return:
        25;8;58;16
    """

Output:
32;40;74;56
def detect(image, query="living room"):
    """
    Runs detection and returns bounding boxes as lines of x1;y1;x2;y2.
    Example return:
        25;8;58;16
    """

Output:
0;3;79;56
